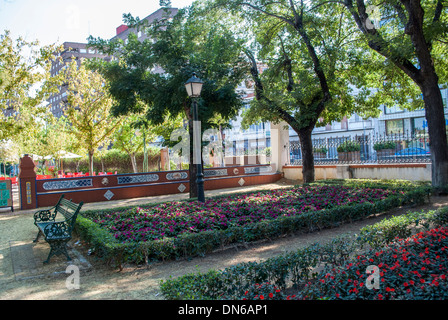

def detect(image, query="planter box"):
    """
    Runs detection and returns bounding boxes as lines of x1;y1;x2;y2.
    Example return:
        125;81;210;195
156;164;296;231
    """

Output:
313;152;326;160
338;151;361;162
376;148;394;160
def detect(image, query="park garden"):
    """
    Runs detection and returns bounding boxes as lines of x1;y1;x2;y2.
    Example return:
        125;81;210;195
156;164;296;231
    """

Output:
69;178;448;300
1;0;448;302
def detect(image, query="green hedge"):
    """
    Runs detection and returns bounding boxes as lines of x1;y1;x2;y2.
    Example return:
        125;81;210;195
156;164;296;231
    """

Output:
159;205;448;300
75;179;431;269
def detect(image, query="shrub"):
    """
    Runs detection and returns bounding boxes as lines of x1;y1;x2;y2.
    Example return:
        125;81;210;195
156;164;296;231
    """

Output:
313;147;328;154
299;226;448;300
373;141;396;151
240;282;286;300
337;140;361;152
159;204;447;300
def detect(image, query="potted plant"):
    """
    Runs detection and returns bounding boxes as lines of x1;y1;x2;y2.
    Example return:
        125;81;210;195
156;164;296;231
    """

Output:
337;140;361;161
373;141;396;159
313;146;328;159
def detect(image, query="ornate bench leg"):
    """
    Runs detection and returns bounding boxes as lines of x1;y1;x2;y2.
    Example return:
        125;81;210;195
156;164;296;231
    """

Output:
43;240;72;264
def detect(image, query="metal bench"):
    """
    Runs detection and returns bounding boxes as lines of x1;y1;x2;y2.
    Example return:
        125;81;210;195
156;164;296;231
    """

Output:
33;195;84;264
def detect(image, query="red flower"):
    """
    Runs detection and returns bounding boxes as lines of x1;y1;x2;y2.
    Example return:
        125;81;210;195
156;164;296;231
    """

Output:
260;295;265;300
269;293;273;298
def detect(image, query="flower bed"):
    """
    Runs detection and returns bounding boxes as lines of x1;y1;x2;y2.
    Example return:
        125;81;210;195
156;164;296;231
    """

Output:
92;185;400;243
76;179;430;266
299;226;448;300
159;206;448;300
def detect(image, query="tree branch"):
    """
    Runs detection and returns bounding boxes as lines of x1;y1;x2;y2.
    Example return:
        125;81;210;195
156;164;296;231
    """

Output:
433;0;443;22
343;0;422;82
240;2;293;25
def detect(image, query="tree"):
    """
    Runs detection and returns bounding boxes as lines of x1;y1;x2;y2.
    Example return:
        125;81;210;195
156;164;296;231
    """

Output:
112;114;159;173
340;0;448;191
0;30;61;141
213;0;382;182
62;60;122;175
88;5;248;197
15;112;75;173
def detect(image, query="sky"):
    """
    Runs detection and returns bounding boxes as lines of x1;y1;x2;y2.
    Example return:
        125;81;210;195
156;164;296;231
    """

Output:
0;0;194;46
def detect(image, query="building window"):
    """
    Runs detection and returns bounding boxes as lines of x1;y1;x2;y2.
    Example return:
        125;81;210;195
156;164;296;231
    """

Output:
412;117;428;134
138;31;142;38
80;49;87;53
386;119;404;135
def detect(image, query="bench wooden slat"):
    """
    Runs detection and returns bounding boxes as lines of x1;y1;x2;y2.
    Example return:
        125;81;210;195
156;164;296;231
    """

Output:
60;199;80;211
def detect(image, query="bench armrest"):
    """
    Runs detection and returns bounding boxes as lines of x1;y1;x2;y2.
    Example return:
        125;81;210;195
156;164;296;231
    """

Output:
34;208;57;224
43;221;71;240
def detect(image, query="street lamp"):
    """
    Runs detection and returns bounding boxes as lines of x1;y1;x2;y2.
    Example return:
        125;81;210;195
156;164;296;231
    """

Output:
185;73;205;203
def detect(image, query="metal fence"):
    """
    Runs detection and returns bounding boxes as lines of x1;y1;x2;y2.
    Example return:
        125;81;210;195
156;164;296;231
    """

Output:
288;130;431;165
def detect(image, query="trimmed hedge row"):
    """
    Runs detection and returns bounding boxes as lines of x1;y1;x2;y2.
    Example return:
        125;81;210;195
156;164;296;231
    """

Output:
75;179;431;268
159;204;448;300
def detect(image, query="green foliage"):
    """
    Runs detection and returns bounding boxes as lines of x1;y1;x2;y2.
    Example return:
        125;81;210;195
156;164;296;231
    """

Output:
88;6;248;131
0;30;62;141
358;206;448;250
300;226;448;300
373;141;396;151
159;198;448;301
336;140;361;152
313;147;328;154
63;60;122;174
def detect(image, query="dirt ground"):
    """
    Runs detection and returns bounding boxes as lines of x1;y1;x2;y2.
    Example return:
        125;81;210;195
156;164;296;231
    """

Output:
1;182;447;300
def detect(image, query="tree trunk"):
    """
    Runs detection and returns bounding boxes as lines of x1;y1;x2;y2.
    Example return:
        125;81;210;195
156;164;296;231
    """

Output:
420;80;448;192
88;150;94;176
130;153;138;173
297;128;315;183
343;0;448;191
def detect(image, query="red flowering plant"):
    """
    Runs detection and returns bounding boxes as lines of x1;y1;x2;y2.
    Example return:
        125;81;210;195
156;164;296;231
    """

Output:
241;282;286;300
91;185;399;243
298;227;448;300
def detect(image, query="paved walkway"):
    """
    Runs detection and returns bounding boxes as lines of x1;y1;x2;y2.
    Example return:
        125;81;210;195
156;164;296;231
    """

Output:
0;179;297;293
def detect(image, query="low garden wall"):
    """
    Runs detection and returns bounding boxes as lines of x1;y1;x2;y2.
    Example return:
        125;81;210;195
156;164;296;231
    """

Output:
33;164;281;208
283;163;431;182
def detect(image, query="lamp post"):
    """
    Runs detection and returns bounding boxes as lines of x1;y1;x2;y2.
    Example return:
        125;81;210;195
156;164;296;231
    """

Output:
185;73;205;203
